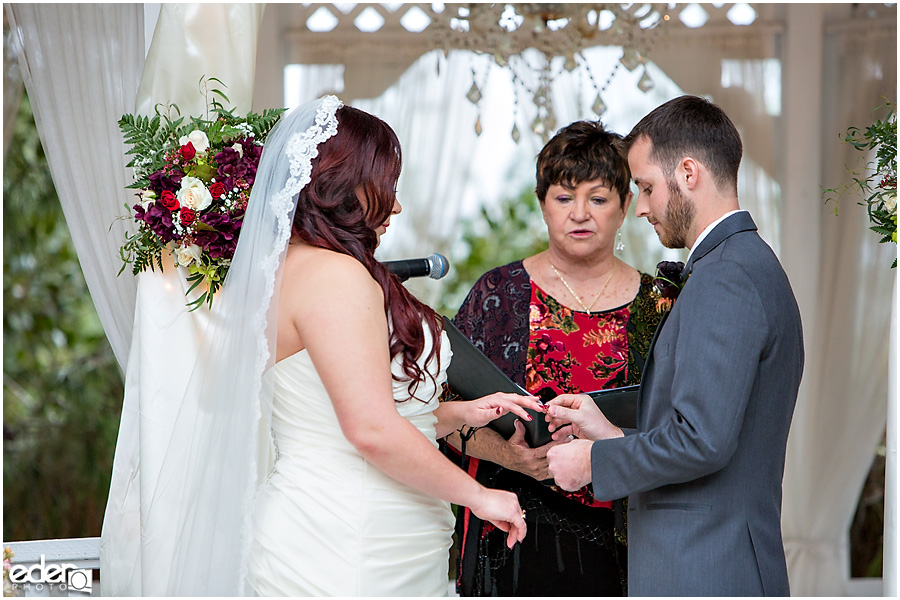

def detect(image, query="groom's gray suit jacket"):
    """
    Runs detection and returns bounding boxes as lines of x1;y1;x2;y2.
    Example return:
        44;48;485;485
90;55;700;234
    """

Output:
590;211;804;596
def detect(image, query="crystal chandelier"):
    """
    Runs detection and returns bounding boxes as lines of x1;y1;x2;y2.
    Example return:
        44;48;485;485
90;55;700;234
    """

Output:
429;3;668;142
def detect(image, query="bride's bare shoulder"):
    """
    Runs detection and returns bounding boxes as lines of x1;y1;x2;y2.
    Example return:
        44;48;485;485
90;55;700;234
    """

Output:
282;242;381;301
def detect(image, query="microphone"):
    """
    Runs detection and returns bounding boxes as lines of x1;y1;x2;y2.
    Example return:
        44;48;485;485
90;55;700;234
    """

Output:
383;253;449;282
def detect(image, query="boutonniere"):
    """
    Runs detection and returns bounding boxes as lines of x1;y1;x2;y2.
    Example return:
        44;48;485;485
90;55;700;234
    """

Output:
653;260;687;312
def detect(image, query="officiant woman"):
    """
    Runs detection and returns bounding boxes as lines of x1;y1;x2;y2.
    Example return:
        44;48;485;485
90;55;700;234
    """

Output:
445;121;667;596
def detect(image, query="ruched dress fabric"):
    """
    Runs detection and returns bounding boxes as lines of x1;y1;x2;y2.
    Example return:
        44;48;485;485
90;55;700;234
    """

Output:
247;328;455;596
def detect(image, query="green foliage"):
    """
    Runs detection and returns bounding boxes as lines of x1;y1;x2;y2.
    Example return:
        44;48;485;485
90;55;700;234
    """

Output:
436;187;549;316
119;77;284;180
118;220;163;276
824;100;897;267
3;93;124;541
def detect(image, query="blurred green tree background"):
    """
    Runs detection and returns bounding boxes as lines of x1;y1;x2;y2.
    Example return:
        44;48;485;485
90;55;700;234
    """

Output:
435;187;548;316
3;94;124;541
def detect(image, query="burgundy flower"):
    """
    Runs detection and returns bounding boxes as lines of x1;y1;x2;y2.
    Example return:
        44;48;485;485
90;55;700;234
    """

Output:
214;138;261;189
148;169;183;195
654;261;687;300
209;181;227;199
193;211;243;259
136;202;176;243
179;141;196;162
159;190;179;211
180;207;196;226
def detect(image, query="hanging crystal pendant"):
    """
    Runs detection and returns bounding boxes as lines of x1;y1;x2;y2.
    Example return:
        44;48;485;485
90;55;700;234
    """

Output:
531;114;546;136
474;117;483;136
511;123;521;144
637;69;655;93
564;54;578;72
494;53;508;67
592;94;607;116
466;82;483;105
544;110;556;134
533;87;548;106
620;47;641;71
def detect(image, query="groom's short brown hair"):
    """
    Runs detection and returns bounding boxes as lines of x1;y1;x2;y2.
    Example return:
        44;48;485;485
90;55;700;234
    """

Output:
623;95;742;195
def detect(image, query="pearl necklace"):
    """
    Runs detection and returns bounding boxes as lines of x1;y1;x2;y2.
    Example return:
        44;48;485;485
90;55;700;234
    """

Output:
549;260;616;313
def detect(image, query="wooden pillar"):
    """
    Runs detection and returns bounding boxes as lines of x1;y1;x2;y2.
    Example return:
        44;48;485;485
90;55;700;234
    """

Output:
253;4;284;112
780;2;828;593
780;4;823;340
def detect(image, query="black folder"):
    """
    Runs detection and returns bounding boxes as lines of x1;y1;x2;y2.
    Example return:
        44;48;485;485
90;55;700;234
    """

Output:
443;316;638;448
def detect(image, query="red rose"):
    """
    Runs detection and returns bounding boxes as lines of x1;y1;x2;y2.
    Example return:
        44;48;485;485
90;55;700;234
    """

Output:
180;207;196;225
179;141;196;161
209;181;227;199
159;190;179;211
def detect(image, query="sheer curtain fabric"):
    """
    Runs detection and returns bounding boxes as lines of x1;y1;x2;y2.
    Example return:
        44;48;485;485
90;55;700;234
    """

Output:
5;3;145;369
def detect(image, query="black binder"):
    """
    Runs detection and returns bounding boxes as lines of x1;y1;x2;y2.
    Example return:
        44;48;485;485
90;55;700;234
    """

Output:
443;317;638;448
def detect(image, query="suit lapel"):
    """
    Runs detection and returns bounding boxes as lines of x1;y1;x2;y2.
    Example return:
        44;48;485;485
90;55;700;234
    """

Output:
636;212;758;429
636;308;670;427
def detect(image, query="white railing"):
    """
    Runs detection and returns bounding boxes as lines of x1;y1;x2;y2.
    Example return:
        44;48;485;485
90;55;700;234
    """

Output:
0;536;884;597
3;537;100;597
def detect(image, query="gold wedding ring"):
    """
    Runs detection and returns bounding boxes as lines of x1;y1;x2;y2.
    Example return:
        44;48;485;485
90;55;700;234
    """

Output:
521;509;526;519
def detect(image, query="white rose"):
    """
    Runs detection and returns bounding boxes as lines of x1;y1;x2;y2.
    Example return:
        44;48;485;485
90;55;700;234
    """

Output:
231;142;244;158
175;244;203;268
138;189;156;208
177;176;213;211
179;130;210;154
883;195;897;215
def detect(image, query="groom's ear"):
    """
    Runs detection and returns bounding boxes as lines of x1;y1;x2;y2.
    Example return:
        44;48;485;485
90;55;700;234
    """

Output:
678;156;701;191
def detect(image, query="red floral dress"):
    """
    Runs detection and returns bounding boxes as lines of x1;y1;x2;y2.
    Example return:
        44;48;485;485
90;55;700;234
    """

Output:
526;282;635;508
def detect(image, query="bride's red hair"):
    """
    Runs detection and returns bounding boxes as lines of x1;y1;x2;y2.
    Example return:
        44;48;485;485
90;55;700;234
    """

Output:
291;105;442;398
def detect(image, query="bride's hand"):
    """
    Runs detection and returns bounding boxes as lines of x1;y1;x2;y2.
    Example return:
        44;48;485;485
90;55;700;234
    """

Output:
469;488;527;549
463;393;543;429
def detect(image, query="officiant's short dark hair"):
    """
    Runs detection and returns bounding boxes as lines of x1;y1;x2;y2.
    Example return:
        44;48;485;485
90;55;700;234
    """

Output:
623;95;742;195
535;121;632;206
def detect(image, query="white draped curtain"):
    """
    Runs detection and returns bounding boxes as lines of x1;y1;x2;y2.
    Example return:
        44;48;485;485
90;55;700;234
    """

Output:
7;3;263;594
5;2;896;595
6;3;144;369
103;4;262;595
781;21;896;595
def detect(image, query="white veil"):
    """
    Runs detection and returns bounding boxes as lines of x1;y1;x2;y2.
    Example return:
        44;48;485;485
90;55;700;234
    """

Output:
103;95;342;596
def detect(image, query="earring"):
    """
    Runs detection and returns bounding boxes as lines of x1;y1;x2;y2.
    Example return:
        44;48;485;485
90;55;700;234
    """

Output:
615;230;625;253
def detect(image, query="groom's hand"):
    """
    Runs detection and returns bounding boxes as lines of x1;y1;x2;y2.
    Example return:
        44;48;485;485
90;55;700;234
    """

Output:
547;439;594;491
545;393;623;441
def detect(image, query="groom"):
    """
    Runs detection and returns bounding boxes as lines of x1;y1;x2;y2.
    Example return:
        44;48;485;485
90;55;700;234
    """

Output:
546;96;804;596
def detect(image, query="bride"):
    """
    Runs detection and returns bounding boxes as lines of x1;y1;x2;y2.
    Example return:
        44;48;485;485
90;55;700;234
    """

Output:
244;97;540;595
100;95;539;596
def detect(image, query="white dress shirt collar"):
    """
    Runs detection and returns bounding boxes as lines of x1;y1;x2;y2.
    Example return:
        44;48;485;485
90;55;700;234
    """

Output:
686;210;746;264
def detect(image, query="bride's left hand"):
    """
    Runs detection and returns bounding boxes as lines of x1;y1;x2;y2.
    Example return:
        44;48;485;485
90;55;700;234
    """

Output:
464;392;544;428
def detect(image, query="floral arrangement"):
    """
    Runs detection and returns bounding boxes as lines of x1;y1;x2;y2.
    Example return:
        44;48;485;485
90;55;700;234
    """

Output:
825;100;897;268
653;260;687;311
119;77;285;308
3;546;14;596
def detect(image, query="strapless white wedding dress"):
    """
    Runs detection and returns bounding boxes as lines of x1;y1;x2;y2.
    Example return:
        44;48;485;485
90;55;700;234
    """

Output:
247;328;455;596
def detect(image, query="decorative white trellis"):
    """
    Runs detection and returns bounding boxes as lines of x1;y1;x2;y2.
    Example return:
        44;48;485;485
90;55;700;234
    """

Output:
279;3;770;98
268;3;788;141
